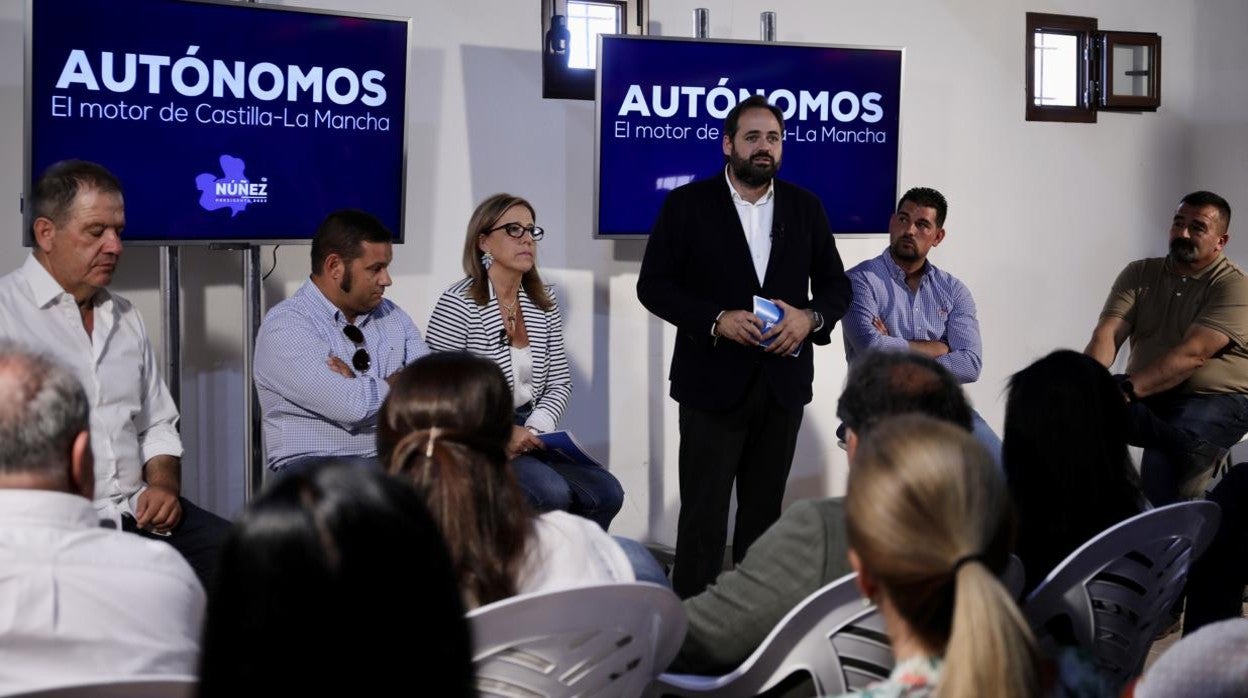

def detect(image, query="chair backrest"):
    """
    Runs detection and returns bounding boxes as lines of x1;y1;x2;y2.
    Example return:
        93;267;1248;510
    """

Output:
651;573;893;697
469;582;686;697
1023;500;1221;688
7;676;196;698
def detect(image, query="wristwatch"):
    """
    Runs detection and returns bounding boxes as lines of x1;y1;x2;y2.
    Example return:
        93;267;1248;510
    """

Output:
1117;375;1139;403
807;309;825;332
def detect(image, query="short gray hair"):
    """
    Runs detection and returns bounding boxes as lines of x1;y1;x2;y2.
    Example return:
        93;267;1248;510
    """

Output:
0;342;90;479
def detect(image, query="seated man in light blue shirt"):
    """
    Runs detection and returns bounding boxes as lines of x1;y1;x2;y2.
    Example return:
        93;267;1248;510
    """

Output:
842;186;1001;462
254;210;429;472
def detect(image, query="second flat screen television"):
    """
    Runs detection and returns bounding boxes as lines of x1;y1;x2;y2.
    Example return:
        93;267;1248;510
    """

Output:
595;35;903;239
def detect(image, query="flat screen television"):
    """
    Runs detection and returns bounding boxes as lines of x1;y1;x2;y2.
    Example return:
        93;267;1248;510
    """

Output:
25;0;410;244
595;35;903;239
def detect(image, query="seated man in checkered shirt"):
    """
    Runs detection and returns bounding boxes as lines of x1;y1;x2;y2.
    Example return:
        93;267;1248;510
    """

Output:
254;210;429;473
841;186;1001;462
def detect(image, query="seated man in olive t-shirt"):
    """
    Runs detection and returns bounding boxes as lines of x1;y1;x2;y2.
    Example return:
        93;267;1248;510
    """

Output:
1085;191;1248;504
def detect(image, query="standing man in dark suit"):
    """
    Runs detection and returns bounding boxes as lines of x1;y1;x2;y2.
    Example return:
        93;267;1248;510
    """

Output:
637;95;851;597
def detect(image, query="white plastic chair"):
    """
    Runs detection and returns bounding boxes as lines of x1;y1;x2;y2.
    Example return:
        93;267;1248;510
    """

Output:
649;573;892;697
469;582;686;697
6;676;196;698
1023;500;1221;688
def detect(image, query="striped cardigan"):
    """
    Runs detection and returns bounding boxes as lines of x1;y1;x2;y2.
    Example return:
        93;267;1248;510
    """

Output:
425;277;571;433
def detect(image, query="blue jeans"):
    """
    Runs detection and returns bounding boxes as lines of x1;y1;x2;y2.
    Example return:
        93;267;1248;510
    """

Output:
612;536;671;587
513;403;624;530
511;454;624;531
1128;392;1248;505
272;455;382;477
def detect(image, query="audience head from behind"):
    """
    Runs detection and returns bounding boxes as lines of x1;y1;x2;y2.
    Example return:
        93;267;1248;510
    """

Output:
845;414;1041;698
836;350;973;460
0;342;204;693
378;351;536;608
0;341;92;497
1004;349;1144;593
197;463;472;697
308;208;395;322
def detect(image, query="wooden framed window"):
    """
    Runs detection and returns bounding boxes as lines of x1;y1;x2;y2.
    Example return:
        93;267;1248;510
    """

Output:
1026;12;1161;123
1100;31;1161;110
1026;13;1097;122
542;0;647;100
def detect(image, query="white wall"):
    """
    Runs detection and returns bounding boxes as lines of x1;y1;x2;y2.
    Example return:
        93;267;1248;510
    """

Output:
4;0;1247;544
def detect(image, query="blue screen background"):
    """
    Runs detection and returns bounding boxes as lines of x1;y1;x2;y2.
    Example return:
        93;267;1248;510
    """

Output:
29;0;408;243
597;36;902;238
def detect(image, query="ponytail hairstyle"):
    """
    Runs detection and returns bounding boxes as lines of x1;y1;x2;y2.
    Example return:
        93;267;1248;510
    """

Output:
377;351;534;608
846;414;1041;698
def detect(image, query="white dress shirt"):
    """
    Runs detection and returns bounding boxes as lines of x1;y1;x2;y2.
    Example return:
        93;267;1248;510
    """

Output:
725;166;776;286
0;489;205;694
0;255;182;519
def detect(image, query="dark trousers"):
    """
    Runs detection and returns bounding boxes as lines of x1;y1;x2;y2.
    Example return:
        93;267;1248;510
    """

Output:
672;372;803;599
1183;462;1248;635
1127;392;1248;505
123;496;231;588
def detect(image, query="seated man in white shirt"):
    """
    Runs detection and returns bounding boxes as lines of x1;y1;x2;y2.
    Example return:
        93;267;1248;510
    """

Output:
0;160;229;584
0;343;205;695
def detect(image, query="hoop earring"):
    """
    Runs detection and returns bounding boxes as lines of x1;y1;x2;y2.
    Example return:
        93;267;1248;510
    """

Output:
481;251;494;270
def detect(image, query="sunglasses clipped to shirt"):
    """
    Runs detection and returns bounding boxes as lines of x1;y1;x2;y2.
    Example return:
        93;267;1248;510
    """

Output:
342;324;370;372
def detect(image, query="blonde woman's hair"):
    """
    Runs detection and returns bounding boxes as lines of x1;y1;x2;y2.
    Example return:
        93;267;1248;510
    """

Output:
846;414;1041;698
460;193;553;311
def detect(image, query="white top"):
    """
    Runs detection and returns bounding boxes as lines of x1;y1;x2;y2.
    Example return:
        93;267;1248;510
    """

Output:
0;489;205;695
509;344;534;408
725;166;776;286
0;255;183;519
516;511;634;596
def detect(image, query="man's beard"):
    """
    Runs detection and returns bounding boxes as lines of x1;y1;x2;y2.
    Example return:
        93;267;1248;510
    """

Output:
891;237;921;263
729;150;779;187
1170;238;1199;264
339;266;353;293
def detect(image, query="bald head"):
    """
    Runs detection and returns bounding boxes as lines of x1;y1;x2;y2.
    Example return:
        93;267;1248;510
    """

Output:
0;342;92;494
837;351;973;441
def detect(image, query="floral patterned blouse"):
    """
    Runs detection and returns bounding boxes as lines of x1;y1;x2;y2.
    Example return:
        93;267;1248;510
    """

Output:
830;649;1113;698
836;655;942;698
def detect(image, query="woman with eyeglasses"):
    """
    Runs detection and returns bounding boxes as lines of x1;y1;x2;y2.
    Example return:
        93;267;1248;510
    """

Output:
425;194;625;530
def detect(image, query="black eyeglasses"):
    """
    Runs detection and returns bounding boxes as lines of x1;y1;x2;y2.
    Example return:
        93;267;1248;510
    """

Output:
342;325;371;372
487;223;545;240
